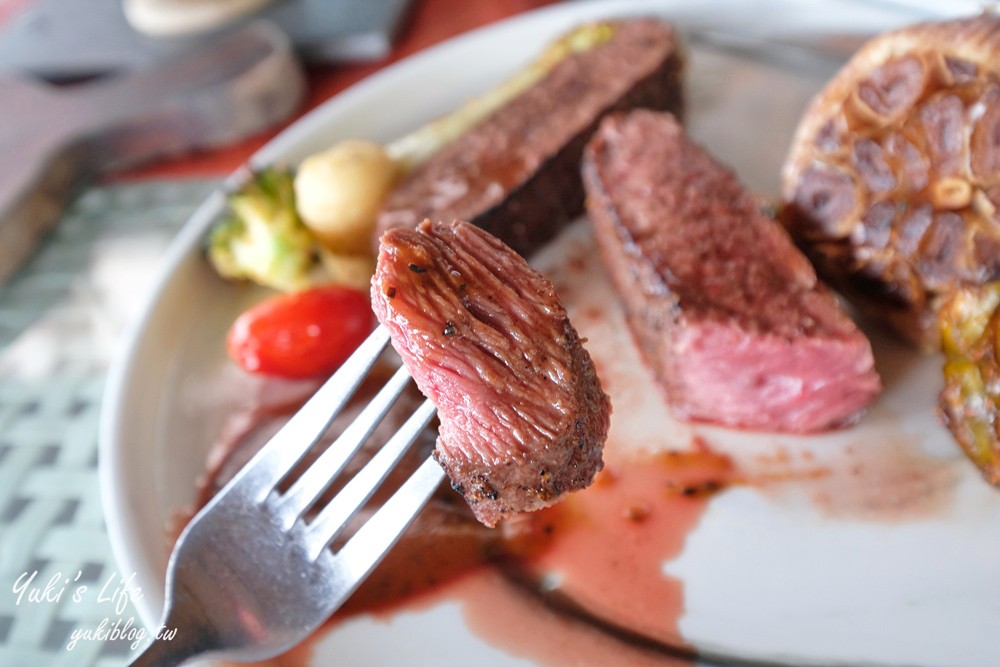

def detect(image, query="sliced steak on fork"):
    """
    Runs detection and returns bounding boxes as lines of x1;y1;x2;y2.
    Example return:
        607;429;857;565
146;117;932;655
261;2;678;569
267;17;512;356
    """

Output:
372;219;610;526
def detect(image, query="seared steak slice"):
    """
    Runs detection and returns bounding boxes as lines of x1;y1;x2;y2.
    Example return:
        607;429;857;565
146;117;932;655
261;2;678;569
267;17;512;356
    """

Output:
376;18;684;258
583;110;881;433
371;219;610;526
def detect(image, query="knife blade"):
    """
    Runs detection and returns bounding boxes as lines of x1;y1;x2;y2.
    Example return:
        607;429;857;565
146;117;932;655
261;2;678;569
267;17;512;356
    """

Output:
0;0;413;81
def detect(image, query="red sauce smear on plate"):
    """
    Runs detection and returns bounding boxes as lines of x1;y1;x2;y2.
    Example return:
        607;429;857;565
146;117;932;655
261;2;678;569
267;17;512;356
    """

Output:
498;440;735;649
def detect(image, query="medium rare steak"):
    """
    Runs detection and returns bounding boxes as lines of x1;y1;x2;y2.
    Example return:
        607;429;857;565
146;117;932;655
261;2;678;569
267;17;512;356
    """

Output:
371;219;610;526
583;110;881;433
376;18;684;258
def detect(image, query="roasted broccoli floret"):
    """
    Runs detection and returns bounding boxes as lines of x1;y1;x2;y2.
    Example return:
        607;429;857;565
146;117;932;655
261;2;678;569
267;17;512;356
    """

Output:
207;167;316;292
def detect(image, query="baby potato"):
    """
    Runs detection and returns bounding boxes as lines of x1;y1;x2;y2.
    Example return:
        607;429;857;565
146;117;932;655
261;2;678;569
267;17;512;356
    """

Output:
294;139;399;255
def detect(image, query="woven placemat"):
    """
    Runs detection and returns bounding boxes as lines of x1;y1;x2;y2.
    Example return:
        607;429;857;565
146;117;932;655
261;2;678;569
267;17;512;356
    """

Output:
0;179;217;667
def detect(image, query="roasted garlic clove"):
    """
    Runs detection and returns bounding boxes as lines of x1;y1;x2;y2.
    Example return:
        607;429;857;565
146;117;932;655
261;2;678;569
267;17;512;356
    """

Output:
939;283;1000;484
782;14;1000;349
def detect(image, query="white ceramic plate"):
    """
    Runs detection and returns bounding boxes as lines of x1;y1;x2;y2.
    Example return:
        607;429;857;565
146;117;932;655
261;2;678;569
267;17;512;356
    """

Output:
100;1;998;666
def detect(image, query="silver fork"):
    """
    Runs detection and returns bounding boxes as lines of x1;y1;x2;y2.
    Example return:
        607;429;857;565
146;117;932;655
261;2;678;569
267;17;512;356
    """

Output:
129;325;444;666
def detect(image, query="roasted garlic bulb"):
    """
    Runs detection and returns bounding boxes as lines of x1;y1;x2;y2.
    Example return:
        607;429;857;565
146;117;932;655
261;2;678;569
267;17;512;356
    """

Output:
782;14;1000;349
940;283;1000;484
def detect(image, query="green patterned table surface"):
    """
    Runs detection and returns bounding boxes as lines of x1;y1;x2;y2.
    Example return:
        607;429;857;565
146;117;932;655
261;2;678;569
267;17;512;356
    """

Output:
0;180;218;667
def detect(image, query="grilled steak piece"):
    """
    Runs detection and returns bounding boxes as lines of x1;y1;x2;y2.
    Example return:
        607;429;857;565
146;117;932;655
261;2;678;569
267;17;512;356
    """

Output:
376;18;684;258
371;219;610;526
781;15;1000;349
583;110;881;433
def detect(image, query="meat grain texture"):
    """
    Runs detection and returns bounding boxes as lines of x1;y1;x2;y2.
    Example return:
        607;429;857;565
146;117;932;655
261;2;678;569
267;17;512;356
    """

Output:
583;110;881;433
376;17;684;258
371;219;610;527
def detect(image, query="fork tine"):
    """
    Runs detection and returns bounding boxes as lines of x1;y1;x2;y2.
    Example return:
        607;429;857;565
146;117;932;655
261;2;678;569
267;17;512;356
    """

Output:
327;457;446;602
304;398;438;561
229;325;392;503
276;364;413;530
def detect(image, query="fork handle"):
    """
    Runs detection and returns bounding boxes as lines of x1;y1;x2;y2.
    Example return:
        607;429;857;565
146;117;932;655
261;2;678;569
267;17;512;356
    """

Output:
129;634;200;667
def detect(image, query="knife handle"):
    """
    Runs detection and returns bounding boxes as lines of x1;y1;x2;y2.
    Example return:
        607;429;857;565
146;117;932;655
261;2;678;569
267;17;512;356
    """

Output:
0;20;305;286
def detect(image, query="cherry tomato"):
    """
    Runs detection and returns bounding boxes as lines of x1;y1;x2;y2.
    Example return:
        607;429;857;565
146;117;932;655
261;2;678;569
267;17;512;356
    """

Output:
227;285;374;379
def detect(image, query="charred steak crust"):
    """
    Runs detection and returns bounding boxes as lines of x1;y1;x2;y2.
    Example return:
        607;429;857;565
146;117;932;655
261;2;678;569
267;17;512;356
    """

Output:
371;219;610;527
376;18;684;258
583;110;881;433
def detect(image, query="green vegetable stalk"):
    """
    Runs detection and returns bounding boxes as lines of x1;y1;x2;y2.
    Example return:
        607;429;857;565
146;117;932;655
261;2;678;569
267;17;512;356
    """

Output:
385;21;616;172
